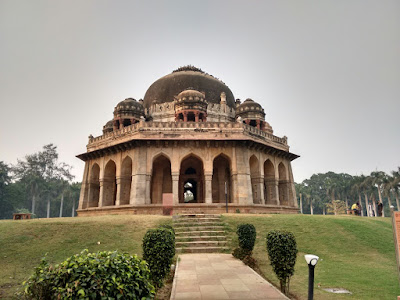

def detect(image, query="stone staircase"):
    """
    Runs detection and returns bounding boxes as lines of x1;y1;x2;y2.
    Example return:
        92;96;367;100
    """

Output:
173;214;228;253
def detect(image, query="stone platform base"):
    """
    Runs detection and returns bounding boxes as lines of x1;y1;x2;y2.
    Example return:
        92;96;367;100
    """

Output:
77;203;298;217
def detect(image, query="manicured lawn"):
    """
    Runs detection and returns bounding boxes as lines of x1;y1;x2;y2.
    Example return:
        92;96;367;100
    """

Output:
0;215;170;298
223;214;400;300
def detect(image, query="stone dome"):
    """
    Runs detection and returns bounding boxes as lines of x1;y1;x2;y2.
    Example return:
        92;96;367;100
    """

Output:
143;66;235;109
114;98;144;117
237;98;264;115
177;89;206;102
102;120;114;134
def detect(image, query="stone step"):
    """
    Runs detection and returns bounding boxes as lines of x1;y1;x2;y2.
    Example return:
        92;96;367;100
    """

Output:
176;235;227;242
176;246;229;254
174;214;221;219
174;226;225;232
175;230;225;236
176;240;227;247
173;221;223;227
173;217;221;223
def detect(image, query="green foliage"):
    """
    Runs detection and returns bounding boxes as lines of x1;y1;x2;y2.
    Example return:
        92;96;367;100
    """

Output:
158;223;175;235
21;249;155;300
266;230;298;295
235;208;241;213
237;223;256;252
142;228;175;288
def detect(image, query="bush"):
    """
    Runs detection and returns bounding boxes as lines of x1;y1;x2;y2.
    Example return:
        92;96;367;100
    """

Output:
21;250;155;299
142;228;175;288
266;230;298;296
237;223;256;252
232;247;250;260
159;223;175;235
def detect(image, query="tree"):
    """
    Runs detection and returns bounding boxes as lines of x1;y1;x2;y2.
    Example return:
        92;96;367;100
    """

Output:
371;171;387;217
12;144;74;218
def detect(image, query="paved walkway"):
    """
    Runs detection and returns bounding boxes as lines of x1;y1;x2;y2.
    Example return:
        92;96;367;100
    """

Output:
170;254;288;300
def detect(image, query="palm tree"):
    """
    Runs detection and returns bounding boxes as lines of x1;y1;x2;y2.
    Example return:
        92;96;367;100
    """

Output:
392;168;400;211
351;176;364;216
371;171;387;217
361;176;375;217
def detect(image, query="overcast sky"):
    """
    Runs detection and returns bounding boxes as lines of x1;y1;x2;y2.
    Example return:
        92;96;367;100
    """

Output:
1;0;399;183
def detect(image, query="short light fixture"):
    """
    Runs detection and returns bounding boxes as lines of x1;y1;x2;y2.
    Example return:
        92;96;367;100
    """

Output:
305;254;319;300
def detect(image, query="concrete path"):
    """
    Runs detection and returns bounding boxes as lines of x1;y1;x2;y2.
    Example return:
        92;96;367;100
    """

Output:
170;254;288;300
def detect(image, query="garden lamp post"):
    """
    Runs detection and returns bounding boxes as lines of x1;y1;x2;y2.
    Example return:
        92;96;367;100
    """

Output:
305;254;319;300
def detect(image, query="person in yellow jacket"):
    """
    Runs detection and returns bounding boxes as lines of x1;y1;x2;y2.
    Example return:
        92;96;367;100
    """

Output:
351;202;360;216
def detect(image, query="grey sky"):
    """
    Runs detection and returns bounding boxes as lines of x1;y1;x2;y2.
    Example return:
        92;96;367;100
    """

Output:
1;0;399;183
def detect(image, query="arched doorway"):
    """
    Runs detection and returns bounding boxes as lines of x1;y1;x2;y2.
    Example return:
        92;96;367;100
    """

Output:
120;156;132;205
151;155;172;204
103;160;117;206
278;163;289;206
88;163;100;207
249;155;261;204
212;154;232;203
264;159;275;205
179;155;204;203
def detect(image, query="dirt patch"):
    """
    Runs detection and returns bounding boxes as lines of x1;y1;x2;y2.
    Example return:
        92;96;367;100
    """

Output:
155;269;174;300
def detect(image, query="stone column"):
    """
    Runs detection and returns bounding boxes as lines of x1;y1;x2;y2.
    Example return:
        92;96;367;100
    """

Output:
256;120;260;130
245;119;250;125
274;180;280;205
195;112;199;122
98;179;105;207
145;174;151;204
172;173;179;205
78;162;89;210
258;176;264;204
205;173;212;204
115;177;122;206
183;112;188;122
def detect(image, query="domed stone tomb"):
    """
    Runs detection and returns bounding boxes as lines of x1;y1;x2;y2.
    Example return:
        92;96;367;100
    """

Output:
77;66;299;215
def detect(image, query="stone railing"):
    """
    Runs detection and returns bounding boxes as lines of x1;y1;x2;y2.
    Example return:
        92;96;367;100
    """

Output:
88;121;288;146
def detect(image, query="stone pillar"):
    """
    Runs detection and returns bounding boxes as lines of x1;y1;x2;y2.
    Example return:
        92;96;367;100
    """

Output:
172;173;179;205
256;120;260;130
78;162;90;210
98;179;105;207
259;176;264;204
145;174;151;204
245;119;250;125
195;112;199;122
205;173;212;204
274;180;280;205
115;177;122;206
183;112;188;122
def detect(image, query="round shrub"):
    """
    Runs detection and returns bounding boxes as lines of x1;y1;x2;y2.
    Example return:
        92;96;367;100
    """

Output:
142;227;175;288
22;250;155;299
237;223;256;252
159;223;175;235
266;230;298;295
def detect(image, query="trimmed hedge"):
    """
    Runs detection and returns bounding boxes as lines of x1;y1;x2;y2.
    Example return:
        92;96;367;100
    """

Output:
159;223;175;235
21;250;155;299
237;223;256;252
142;227;175;288
266;230;298;295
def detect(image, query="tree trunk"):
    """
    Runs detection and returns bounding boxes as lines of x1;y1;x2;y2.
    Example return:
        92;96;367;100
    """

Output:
47;198;50;218
323;206;326;215
358;193;364;216
345;197;349;211
332;192;336;215
72;198;76;217
396;193;400;212
388;194;392;208
31;194;36;216
310;199;314;215
59;194;64;218
372;196;377;217
300;194;303;214
364;193;369;217
377;185;385;217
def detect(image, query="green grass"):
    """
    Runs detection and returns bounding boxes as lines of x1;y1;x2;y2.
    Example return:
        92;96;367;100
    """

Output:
223;214;400;300
1;213;399;299
0;215;170;299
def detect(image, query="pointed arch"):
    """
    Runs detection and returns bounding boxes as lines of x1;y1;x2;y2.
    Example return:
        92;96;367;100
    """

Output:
151;154;172;204
249;155;261;204
278;162;289;206
120;156;132;205
103;160;117;206
264;159;275;205
212;154;232;203
88;163;100;207
179;154;204;203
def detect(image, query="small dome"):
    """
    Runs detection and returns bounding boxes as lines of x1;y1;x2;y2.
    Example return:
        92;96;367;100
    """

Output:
237;98;263;112
177;89;205;101
102;120;114;134
114;98;144;117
